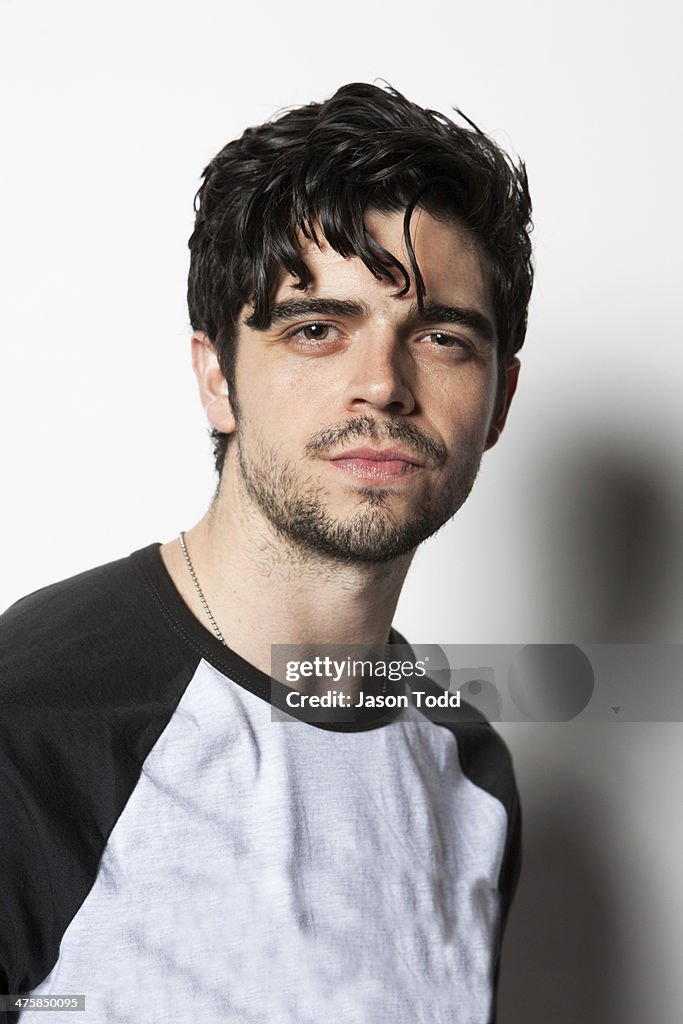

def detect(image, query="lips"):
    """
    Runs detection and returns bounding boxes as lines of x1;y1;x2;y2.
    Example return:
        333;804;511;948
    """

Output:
330;446;423;464
326;447;425;482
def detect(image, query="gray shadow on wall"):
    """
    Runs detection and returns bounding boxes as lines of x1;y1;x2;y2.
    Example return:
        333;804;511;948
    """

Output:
497;433;682;1022
496;783;625;1023
531;438;683;641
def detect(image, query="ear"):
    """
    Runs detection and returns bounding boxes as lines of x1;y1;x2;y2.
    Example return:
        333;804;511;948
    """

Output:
191;331;236;435
484;357;520;451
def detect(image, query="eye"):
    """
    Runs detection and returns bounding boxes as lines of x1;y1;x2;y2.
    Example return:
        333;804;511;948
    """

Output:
419;330;472;355
428;331;463;348
300;323;330;341
285;321;342;349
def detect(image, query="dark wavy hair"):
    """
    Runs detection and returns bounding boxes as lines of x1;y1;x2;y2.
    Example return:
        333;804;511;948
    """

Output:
188;82;534;477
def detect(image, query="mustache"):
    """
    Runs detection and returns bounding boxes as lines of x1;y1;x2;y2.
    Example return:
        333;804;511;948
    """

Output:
304;415;447;467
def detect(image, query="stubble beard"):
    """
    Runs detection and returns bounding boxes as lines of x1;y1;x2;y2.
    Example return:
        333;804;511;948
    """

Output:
235;420;483;565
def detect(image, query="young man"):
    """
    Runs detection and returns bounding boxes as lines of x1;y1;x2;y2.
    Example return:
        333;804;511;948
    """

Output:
0;83;533;1022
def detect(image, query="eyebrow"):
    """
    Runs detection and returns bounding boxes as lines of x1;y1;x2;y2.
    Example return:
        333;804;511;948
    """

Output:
416;303;496;345
245;297;495;344
244;299;369;328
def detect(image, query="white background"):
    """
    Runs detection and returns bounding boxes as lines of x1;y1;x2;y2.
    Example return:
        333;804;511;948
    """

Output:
2;1;682;1020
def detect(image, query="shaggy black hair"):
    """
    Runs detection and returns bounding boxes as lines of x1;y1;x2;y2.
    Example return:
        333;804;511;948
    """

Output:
187;82;533;477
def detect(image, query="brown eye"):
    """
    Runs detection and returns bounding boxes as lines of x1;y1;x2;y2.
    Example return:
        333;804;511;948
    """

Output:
431;331;456;346
301;323;329;341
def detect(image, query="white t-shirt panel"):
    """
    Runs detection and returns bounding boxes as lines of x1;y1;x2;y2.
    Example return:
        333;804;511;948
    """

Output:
25;658;507;1024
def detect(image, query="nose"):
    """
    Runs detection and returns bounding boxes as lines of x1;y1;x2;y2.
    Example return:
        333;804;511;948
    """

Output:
342;330;415;416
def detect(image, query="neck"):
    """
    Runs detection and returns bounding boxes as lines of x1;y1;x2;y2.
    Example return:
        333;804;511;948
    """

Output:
160;471;413;682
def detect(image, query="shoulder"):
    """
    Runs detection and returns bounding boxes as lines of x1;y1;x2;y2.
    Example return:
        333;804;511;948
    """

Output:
406;675;523;935
1;546;145;665
392;636;522;913
410;673;518;813
0;544;200;995
0;539;201;798
0;543;189;705
390;634;516;800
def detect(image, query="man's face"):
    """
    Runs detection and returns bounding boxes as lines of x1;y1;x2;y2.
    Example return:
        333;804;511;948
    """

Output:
221;208;517;563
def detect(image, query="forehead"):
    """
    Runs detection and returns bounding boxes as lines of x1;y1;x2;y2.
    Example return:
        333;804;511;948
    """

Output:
273;207;493;318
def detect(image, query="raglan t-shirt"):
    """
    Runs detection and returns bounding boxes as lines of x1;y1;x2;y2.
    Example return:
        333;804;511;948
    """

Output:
0;543;521;1024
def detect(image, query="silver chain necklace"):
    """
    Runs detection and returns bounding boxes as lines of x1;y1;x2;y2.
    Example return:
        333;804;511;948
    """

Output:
178;531;227;645
178;531;392;696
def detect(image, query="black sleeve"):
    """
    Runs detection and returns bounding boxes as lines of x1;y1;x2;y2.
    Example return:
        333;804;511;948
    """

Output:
0;546;200;1017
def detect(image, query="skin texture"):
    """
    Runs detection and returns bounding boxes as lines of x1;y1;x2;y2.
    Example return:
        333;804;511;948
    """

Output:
160;208;519;682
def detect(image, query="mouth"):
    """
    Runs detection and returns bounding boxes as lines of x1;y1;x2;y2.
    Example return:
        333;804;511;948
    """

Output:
325;447;426;483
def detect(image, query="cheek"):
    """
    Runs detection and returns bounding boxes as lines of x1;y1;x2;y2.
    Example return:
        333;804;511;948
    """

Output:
237;351;318;410
436;368;498;444
243;367;336;449
233;371;306;455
